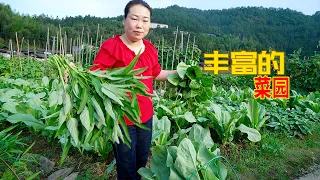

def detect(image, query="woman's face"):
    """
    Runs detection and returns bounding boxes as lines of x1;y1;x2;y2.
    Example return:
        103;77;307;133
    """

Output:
123;4;151;42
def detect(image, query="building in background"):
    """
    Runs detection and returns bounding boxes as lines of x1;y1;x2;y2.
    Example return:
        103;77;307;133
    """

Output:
150;22;169;29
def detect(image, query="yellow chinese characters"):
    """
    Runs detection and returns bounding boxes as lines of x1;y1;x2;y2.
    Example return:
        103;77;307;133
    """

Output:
203;51;229;75
271;51;285;75
258;51;285;75
231;51;257;75
203;50;289;99
204;50;285;75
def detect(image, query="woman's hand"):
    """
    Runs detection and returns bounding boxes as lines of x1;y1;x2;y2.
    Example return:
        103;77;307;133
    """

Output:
69;62;76;67
155;70;177;81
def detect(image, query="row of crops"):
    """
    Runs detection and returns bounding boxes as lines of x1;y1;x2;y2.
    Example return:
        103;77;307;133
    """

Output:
0;48;320;179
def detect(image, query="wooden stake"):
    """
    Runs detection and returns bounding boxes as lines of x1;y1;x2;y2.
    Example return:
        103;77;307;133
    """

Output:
27;40;30;63
70;37;72;57
56;32;59;54
160;37;164;93
184;33;190;63
44;27;50;77
154;38;161;90
9;40;13;74
89;38;92;65
191;36;196;61
172;26;179;70
95;24;99;47
34;40;36;59
86;32;89;65
80;27;84;63
59;25;64;56
100;35;103;47
65;31;67;55
52;36;55;54
15;33;22;76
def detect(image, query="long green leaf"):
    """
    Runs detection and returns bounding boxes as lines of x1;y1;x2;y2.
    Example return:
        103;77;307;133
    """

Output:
101;87;124;106
123;49;142;74
59;138;72;167
80;106;91;132
237;124;261;142
77;87;88;114
91;96;106;126
7;114;45;130
67;118;79;147
104;98;116;121
174;138;200;180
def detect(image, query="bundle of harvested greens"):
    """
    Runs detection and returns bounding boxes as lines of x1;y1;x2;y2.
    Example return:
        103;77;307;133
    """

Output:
48;51;153;165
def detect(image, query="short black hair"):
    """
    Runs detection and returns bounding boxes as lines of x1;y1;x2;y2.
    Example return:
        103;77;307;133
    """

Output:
124;0;152;19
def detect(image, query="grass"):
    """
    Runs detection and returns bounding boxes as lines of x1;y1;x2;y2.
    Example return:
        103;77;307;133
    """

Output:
221;123;320;180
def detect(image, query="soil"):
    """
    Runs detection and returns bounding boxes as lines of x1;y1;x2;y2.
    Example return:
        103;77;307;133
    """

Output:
19;130;154;180
19;130;117;180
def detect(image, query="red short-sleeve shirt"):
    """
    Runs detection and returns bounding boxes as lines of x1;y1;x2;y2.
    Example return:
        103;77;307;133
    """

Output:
90;34;161;125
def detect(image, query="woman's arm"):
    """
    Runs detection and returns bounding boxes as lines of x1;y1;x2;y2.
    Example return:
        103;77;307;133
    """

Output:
155;70;177;81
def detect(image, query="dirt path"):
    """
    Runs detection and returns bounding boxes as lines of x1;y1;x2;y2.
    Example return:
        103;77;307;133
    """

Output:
294;165;320;180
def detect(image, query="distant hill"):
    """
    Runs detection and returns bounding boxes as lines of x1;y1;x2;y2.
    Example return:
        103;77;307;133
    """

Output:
0;3;319;56
150;5;320;55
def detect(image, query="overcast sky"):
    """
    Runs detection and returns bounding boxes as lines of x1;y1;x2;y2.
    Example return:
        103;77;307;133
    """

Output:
1;0;319;18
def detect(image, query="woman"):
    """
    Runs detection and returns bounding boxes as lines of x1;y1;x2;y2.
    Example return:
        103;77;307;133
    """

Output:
90;0;177;179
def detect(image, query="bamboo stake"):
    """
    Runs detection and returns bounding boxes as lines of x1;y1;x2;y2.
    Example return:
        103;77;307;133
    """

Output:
27;40;30;63
86;32;89;65
171;26;179;70
191;36;196;61
80;27;84;64
154;38;161;90
20;37;24;76
70;37;72;57
56;32;59;54
77;37;80;64
33;39;37;78
159;37;165;94
168;27;179;99
8;40;11;57
73;38;76;62
100;35;103;47
89;38;92;65
20;37;24;53
184;33;190;63
47;28;50;54
52;36;55;55
9;40;13;74
34;40;36;59
64;31;67;55
15;33;22;76
75;38;78;63
164;48;170;92
44;27;50;77
95;24;99;47
9;39;13;58
15;33;19;57
177;35;181;64
59;25;64;56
